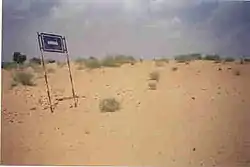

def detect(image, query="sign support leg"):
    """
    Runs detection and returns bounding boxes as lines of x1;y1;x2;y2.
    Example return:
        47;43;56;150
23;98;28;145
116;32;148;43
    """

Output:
37;33;53;113
65;52;77;107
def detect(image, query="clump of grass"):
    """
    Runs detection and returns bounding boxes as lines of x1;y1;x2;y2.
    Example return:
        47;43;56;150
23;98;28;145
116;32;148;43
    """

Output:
10;81;18;89
155;60;165;67
148;82;157;90
75;58;87;64
233;70;241;76
99;98;120;113
76;65;85;70
155;58;169;67
57;62;66;68
172;67;178;71
149;71;160;82
47;68;55;73
12;71;35;86
2;62;18;70
84;58;102;69
101;56;121;67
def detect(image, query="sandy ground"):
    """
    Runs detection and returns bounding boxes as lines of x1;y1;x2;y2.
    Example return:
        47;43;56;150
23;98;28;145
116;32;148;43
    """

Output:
1;60;250;166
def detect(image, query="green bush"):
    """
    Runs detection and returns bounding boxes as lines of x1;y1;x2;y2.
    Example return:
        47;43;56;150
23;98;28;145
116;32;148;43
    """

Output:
12;71;35;86
99;98;120;113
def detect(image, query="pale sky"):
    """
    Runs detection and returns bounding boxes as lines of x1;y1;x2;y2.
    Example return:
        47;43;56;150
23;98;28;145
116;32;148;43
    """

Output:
2;0;250;61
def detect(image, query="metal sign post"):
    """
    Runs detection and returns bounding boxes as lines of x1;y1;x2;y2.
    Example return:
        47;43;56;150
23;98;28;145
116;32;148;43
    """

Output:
37;32;77;113
63;37;77;107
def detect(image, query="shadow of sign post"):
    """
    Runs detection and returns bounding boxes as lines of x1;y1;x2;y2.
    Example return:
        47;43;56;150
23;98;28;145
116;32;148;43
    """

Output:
37;32;77;113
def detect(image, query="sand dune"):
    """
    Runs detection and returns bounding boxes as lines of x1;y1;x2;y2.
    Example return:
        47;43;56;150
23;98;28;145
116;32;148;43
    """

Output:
1;61;250;166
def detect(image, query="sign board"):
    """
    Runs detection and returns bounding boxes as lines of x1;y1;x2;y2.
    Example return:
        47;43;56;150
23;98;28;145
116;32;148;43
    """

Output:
38;33;66;53
37;32;77;113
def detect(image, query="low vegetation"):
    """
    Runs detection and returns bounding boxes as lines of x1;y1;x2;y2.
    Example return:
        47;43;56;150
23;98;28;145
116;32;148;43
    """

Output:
223;57;235;62
202;54;221;61
149;71;160;82
99;98;120;113
2;62;18;70
84;58;102;69
175;53;202;63
47;68;56;73
75;55;136;69
172;67;178;71
148;82;157;90
233;70;241;76
12;71;35;86
154;58;169;67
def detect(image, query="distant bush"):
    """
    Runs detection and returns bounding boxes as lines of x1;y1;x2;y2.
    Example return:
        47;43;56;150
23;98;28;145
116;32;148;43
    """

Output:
75;58;87;64
84;58;101;69
155;58;169;67
149;71;160;82
29;57;41;65
99;98;120;113
101;56;121;67
224;57;235;62
203;54;221;61
12;71;35;86
2;62;17;70
101;55;136;67
113;55;136;65
244;58;250;62
46;59;56;64
175;53;202;63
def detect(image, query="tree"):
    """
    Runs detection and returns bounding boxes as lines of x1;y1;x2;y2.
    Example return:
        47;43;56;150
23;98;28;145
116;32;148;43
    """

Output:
13;52;27;64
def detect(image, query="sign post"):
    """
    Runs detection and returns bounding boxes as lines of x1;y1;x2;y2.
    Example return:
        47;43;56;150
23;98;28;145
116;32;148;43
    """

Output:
37;32;77;113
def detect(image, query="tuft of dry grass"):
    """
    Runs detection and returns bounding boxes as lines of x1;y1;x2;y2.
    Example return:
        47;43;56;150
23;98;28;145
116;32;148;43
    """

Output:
12;71;35;86
172;67;178;71
99;98;120;113
233;70;241;76
47;68;56;73
149;71;160;82
148;82;157;90
57;62;66;68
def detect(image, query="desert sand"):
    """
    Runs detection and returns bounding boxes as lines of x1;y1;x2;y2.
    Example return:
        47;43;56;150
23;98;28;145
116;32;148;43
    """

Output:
1;60;250;166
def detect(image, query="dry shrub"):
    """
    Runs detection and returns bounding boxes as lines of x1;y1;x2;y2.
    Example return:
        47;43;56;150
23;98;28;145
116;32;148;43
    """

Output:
99;98;120;113
148;82;157;90
47;68;55;73
149;71;160;82
172;67;178;71
233;70;241;76
12;71;35;86
155;60;166;67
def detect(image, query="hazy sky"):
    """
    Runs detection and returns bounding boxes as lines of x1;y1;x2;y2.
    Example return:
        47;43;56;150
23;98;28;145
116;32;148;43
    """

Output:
2;0;250;61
